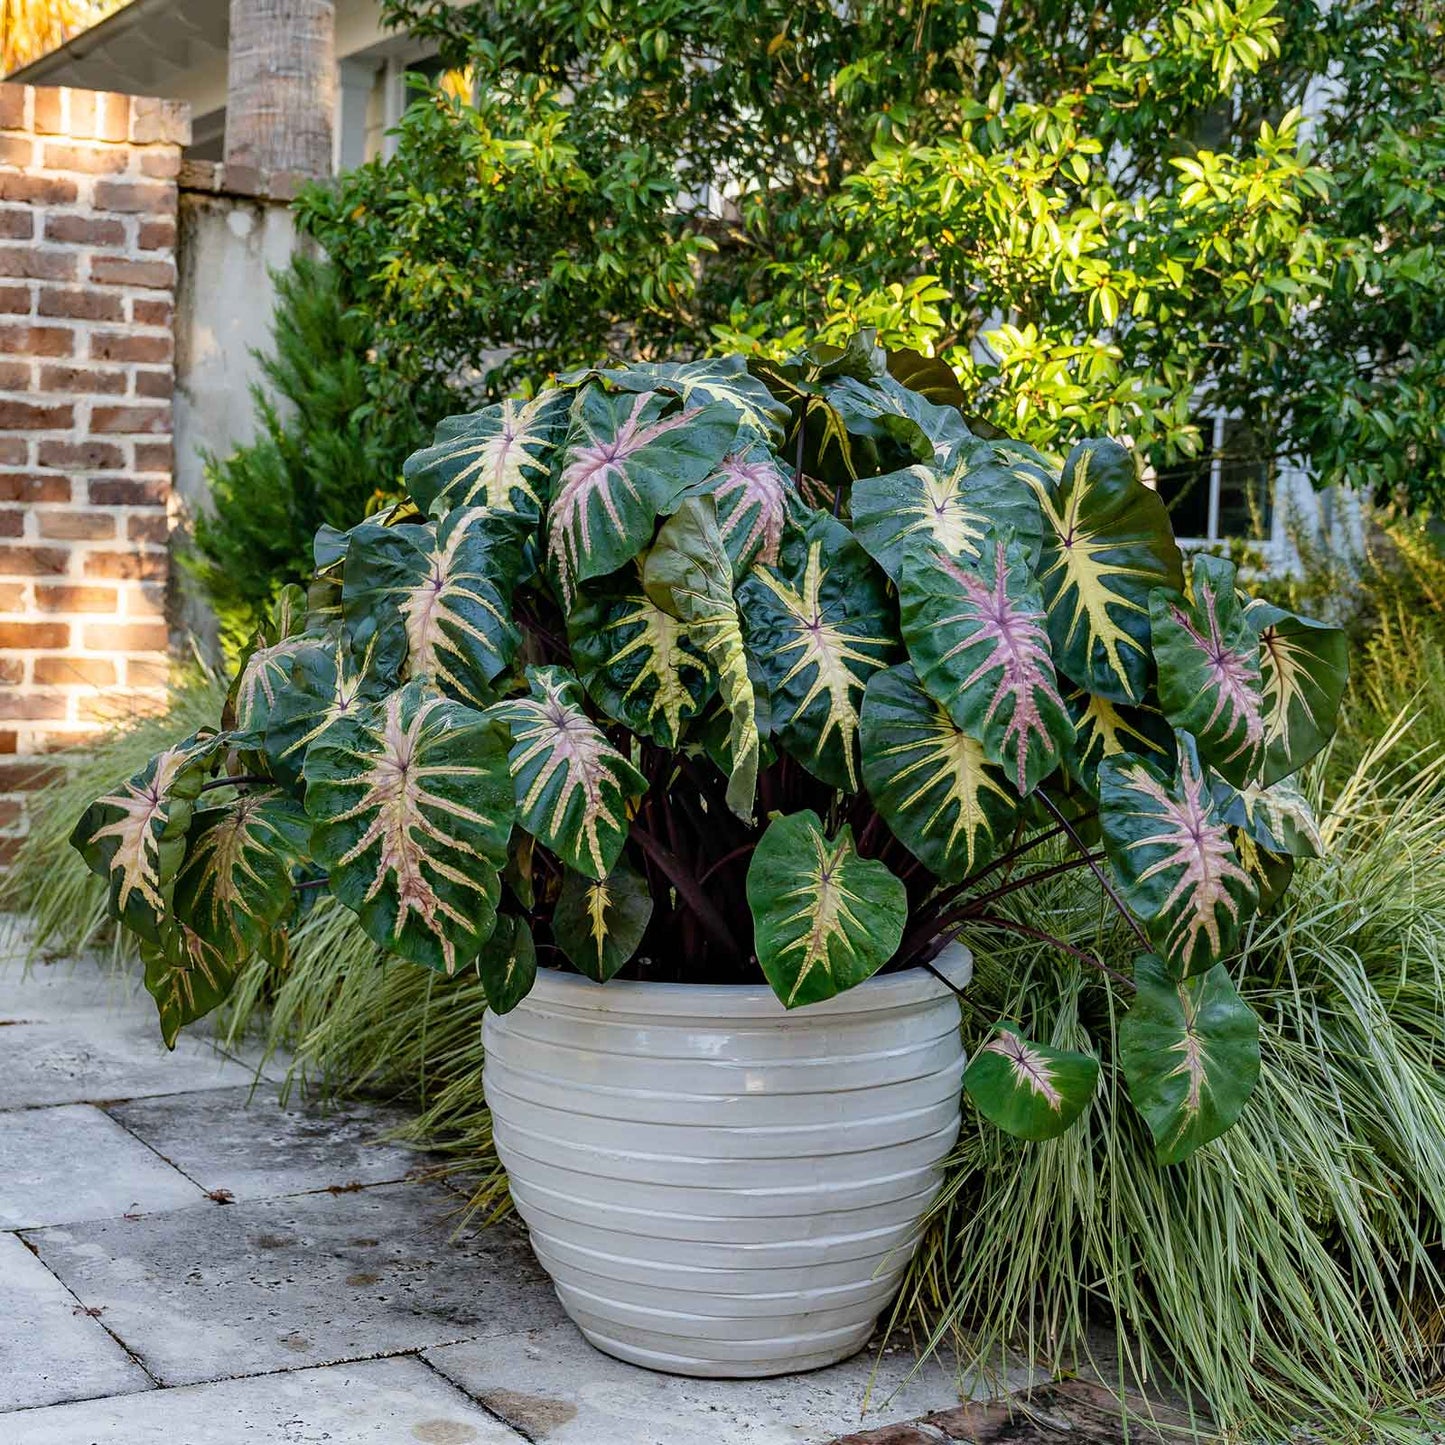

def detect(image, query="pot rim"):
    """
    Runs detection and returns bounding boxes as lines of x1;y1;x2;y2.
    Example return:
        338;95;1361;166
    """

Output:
513;942;972;1021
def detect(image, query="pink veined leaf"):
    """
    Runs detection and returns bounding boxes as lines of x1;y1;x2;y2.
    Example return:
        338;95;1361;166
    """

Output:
981;1031;1065;1110
707;448;792;569
1164;576;1264;768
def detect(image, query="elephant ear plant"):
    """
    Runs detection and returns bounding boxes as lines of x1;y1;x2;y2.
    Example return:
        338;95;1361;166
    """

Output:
72;337;1347;1164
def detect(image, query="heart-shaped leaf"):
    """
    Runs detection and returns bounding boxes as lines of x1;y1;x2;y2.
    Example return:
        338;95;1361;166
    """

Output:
1120;953;1261;1165
488;666;646;880
403;390;567;518
343;507;520;707
552;855;654;982
1067;688;1177;794
1212;775;1323;858
1150;554;1265;787
545;386;737;603
826;370;972;466
860;663;1019;881
643;497;760;819
70;731;228;943
141;923;250;1050
227;585;311;733
1032;439;1184;705
746;809;907;1008
692;436;798;573
964;1022;1100;1141
476;913;539;1014
305;682;515;974
173;788;310;965
1100;735;1257;975
568;564;715;749
738;508;898;791
1245;599;1349;785
900;532;1074;795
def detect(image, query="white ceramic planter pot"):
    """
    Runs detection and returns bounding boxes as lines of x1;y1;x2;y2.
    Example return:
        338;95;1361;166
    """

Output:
483;943;970;1378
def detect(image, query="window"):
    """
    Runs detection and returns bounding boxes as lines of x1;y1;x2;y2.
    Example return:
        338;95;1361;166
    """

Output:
1154;413;1273;545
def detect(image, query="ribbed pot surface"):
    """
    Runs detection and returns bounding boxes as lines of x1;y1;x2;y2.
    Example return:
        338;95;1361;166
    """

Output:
483;944;970;1378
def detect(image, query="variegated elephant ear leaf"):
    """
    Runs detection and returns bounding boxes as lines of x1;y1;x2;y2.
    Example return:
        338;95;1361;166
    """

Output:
475;913;539;1014
746;809;907;1008
488;665;647;880
1245;599;1349;785
560;356;790;443
1099;734;1257;976
70;731;228;943
304;682;516;974
691;435;798;574
1211;774;1323;859
963;1023;1100;1141
1031;439;1184;706
1151;554;1265;787
226;584;312;733
403;389;568;518
545;385;739;604
568;564;716;749
825;371;971;468
1067;688;1177;794
900;531;1074;796
172;788;310;966
860;662;1019;881
738;507;898;791
141;924;248;1050
343;507;520;708
552;856;653;983
853;439;1046;583
1119;953;1261;1165
643;497;760;819
262;634;387;787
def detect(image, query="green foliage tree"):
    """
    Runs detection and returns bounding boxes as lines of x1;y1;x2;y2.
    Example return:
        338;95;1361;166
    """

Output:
296;0;1444;508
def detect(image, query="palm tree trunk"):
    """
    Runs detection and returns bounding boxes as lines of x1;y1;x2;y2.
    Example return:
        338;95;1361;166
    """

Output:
225;0;335;178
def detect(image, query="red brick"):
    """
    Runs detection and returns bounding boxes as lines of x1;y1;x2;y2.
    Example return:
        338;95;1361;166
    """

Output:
0;657;22;685
83;550;166;580
0;173;77;205
93;93;129;144
0;544;70;574
0;284;31;314
0;581;26;609
136;220;175;251
0;86;24;130
131;298;171;326
0;796;23;826
38;511;115;541
93;179;174;214
31;88;61;135
33;655;117;686
0;247;76;282
0;760;61;792
0;837;23;867
79;692;169;723
0;360;28;387
0;474;67;503
38;364;125;395
0;135;33;166
44;214;125;247
89;255;175;289
0;509;20;536
91;403;168;435
0;690;71;721
0;621;70;649
130;97;189;146
34;584;116;613
133;368;172;399
38;440;123;471
0;325;73;358
132;584;165;617
0;400;73;429
82;621;167;651
87;479;165;505
0;208;33;240
126;512;168;544
42;142;129;174
67;90;96;139
0;730;16;755
89;331;170;364
38;288;124;323
139;150;182;180
125;657;169;687
132;443;171;473
0;437;24;463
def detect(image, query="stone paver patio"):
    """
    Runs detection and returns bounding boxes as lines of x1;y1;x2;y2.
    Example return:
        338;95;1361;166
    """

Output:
0;923;972;1443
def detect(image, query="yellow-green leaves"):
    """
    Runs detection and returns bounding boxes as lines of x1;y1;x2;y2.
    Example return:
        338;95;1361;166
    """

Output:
1031;440;1183;705
305;682;516;975
746;809;907;1008
553;856;653;982
476;914;538;1015
738;509;898;791
488;666;646;880
1119;954;1260;1165
1246;599;1348;785
861;663;1017;881
963;1023;1100;1141
1151;554;1264;787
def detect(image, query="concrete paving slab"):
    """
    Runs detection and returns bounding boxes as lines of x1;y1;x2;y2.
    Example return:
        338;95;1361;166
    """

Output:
0;1355;525;1443
0;1231;153;1412
0;1018;262;1110
107;1088;421;1202
0;946;150;1026
26;1181;565;1387
425;1324;969;1445
0;1104;203;1229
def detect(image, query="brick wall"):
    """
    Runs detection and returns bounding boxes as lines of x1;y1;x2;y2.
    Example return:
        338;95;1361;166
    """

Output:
0;84;189;865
